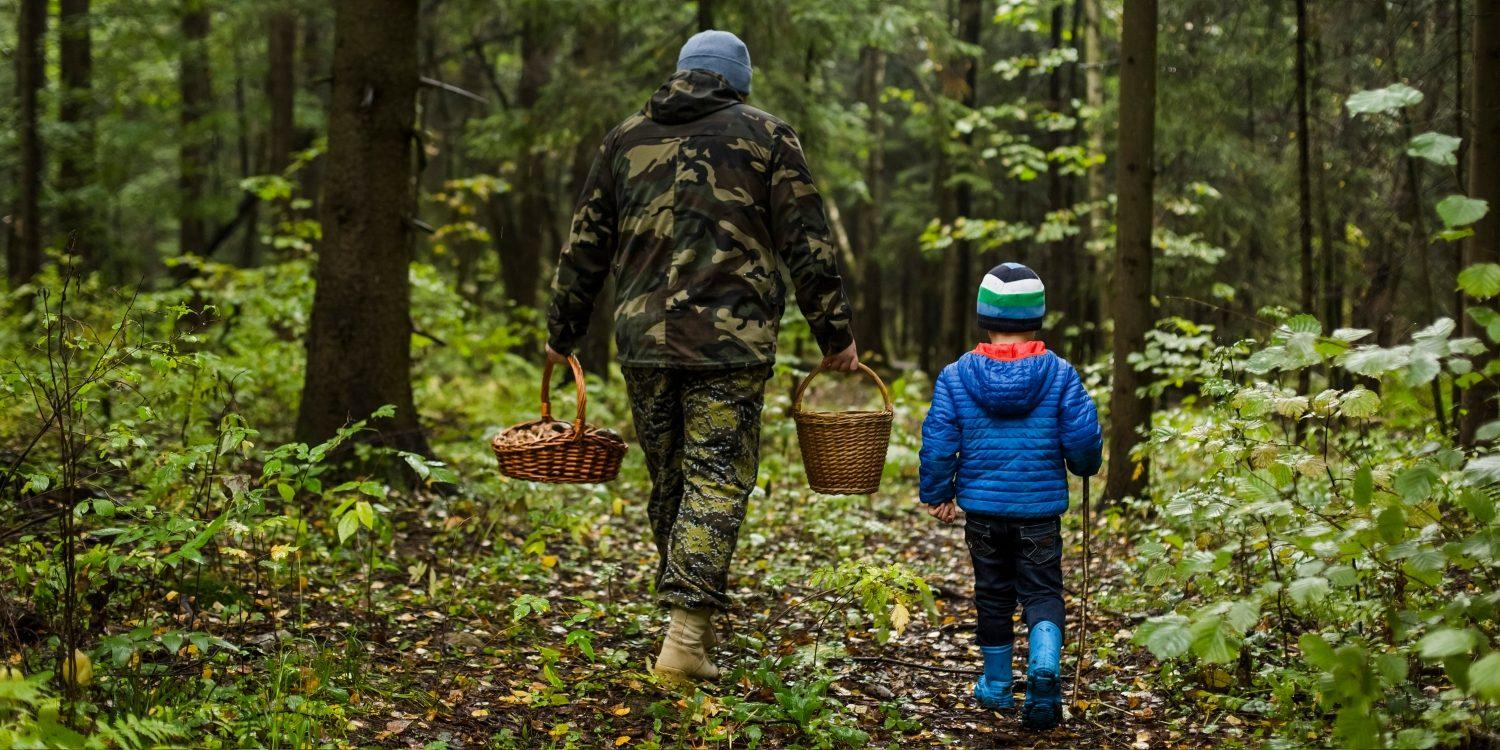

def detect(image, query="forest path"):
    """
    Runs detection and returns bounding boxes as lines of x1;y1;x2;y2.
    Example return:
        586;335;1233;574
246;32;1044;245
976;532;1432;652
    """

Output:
338;469;1206;749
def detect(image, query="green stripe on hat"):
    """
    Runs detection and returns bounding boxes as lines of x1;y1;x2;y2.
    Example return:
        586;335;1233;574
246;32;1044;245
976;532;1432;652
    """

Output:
977;288;1045;308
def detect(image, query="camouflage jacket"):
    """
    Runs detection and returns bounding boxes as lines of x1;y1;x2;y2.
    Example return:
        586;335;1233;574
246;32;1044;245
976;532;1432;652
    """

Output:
546;69;854;368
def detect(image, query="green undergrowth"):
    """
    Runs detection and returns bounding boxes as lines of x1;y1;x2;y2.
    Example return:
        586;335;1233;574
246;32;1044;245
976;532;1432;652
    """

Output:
4;257;1500;748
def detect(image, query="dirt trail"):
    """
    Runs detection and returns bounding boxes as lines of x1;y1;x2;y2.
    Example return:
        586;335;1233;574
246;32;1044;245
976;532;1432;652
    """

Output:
341;487;1200;749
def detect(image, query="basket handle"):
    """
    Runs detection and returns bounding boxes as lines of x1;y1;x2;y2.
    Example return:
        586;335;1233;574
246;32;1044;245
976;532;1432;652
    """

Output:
541;354;588;439
792;362;893;414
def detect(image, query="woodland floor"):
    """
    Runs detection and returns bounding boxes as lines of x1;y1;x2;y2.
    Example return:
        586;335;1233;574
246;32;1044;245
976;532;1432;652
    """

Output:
184;469;1233;749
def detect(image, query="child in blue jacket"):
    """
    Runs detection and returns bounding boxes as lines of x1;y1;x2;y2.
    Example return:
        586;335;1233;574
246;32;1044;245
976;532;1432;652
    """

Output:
919;262;1103;730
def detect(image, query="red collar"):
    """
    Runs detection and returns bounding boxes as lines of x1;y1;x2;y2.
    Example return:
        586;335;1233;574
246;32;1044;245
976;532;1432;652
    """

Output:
973;341;1047;361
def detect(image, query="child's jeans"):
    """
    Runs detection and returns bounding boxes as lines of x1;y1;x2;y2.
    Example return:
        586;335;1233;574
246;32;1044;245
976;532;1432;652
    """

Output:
964;514;1065;646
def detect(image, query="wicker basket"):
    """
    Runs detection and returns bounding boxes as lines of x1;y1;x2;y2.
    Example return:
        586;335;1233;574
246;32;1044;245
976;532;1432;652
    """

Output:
792;363;894;495
490;355;627;484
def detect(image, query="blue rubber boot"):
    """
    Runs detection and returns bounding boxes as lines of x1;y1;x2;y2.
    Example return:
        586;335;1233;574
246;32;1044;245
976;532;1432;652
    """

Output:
972;644;1014;709
1022;621;1062;729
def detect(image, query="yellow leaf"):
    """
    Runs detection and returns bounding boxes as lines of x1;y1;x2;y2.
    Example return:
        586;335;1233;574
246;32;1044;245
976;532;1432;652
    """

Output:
549;723;570;737
541;555;558;569
61;650;92;686
890;602;911;635
471;709;489;718
615;737;631;746
611;706;630;716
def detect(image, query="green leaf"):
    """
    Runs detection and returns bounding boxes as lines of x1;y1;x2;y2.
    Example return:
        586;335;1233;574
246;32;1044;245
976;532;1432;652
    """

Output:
1283;314;1322;335
355;501;376;529
1139;615;1191;659
1342;346;1410;377
1470;652;1500;701
1346;83;1424;115
1353;465;1374;506
1437;195;1490;229
1300;632;1339;670
1468;307;1500;343
1394;465;1437;500
1145;562;1175;586
1338;387;1382;419
1189;614;1237;664
1377;652;1410;685
1418;628;1476;659
1226;599;1261;633
400;451;431;480
1394;728;1437;750
1403;353;1443;386
1288;577;1329;609
337;511;359;543
1478;419;1500;442
1406;131;1461;166
1464;454;1500;484
1377;505;1407;543
1459;263;1500;299
1459;487;1497;523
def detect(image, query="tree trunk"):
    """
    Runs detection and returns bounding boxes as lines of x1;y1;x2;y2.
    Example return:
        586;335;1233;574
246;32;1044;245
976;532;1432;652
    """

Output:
1082;0;1106;359
9;0;46;286
1313;18;1342;335
943;0;983;357
851;45;887;360
267;8;297;173
179;0;213;260
1452;0;1469;426
232;46;259;267
1295;0;1315;318
298;15;327;216
569;16;616;377
923;132;956;376
295;0;428;455
1461;0;1500;444
698;0;714;30
502;17;555;309
57;0;99;266
1049;1;1083;360
1105;0;1156;503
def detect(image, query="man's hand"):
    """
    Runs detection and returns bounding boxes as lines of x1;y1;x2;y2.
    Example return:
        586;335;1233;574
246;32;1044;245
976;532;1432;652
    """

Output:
925;500;958;523
545;344;569;365
821;341;860;373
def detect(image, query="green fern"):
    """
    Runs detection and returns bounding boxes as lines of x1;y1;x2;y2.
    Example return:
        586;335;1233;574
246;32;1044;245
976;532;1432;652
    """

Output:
93;714;188;750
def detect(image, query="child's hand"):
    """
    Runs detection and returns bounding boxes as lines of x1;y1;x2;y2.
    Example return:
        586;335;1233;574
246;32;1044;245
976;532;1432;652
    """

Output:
925;501;958;523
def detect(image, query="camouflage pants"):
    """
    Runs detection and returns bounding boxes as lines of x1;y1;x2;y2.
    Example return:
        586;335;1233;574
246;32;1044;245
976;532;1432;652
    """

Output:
621;365;771;612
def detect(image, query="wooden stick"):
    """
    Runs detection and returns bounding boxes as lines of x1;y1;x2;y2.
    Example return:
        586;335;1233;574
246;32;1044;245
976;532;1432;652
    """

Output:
858;654;984;678
1071;478;1092;704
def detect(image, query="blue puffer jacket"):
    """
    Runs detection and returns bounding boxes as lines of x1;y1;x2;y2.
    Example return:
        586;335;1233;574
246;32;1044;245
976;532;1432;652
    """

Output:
919;342;1102;518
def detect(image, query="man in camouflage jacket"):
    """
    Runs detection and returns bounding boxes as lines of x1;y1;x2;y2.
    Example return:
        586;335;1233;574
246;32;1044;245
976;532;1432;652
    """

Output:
545;30;858;683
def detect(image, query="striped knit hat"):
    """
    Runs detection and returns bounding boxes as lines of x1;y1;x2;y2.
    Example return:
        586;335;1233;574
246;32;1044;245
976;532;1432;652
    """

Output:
976;262;1045;332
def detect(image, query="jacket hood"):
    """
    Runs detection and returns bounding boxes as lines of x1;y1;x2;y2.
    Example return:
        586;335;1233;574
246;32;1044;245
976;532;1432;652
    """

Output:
644;70;744;125
955;348;1059;417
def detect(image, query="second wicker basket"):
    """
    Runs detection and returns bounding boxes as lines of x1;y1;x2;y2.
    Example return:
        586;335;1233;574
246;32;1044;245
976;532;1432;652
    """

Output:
791;363;893;495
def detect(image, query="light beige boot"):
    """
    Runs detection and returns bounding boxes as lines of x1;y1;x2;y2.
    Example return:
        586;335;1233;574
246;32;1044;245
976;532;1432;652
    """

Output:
651;607;720;684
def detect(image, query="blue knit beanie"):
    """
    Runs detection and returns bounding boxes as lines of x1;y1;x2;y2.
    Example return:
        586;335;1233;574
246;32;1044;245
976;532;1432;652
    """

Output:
977;262;1046;332
677;30;752;95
